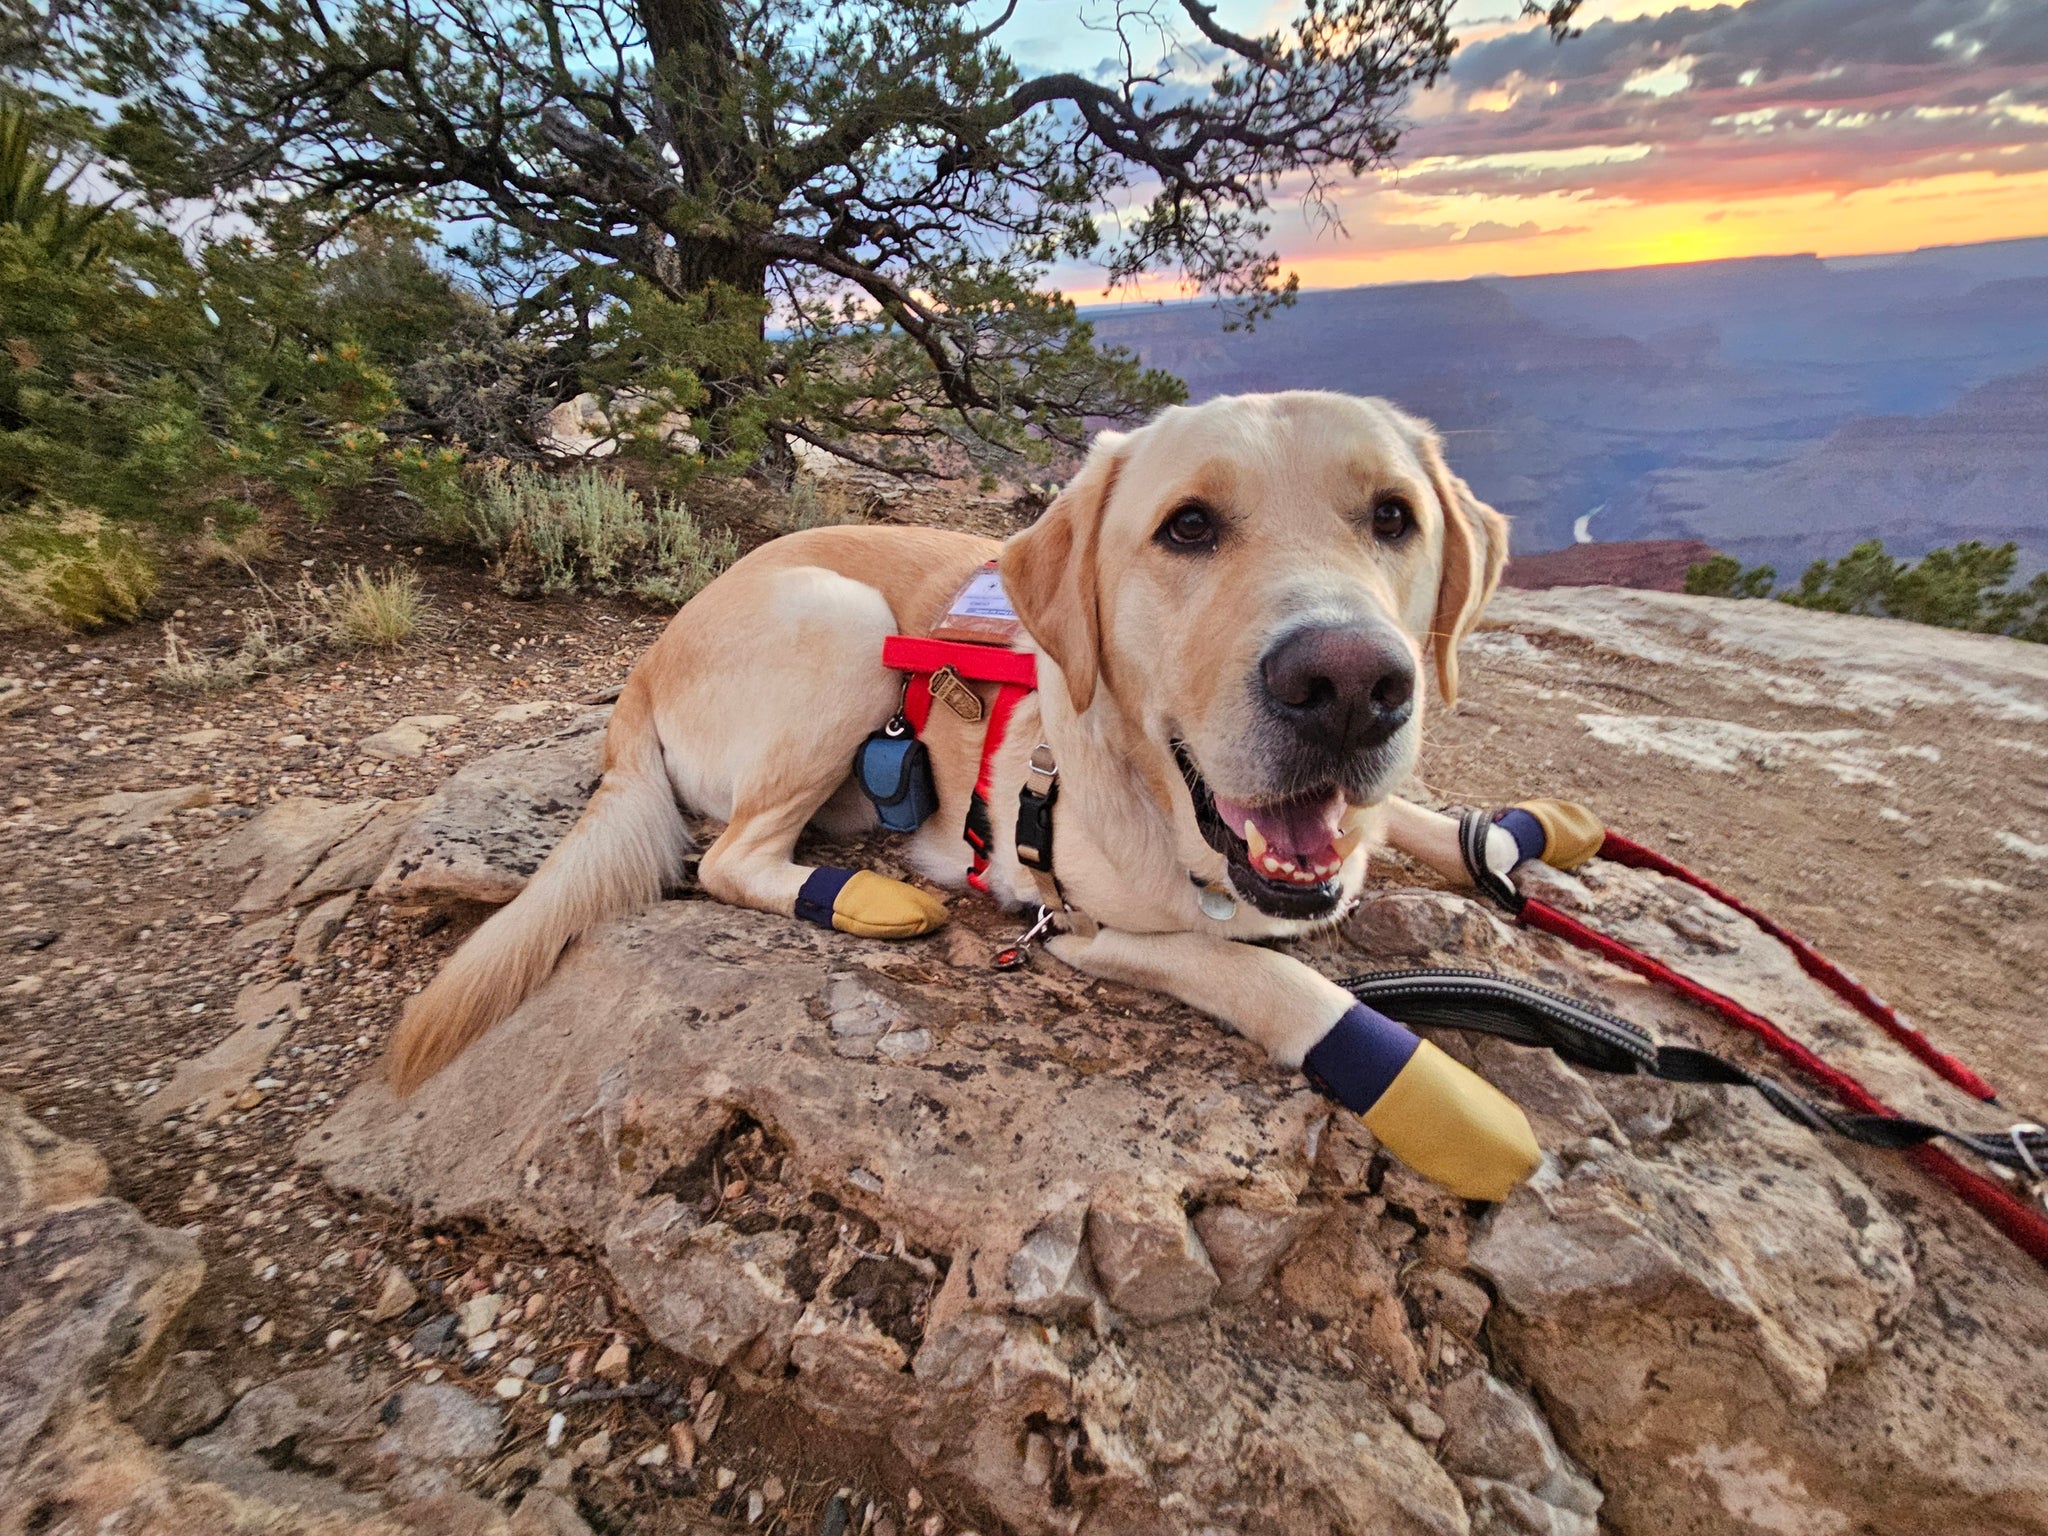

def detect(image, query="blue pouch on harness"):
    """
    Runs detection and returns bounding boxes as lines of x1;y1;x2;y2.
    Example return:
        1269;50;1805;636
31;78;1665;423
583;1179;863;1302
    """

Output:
854;727;939;833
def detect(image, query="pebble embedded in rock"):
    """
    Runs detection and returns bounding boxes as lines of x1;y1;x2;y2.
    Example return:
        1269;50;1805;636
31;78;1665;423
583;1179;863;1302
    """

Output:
411;1313;458;1355
1086;1176;1220;1325
594;1338;631;1382
369;1266;418;1323
456;1292;503;1339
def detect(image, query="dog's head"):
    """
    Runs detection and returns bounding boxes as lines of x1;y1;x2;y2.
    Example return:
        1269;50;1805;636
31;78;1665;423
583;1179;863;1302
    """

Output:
1001;391;1508;922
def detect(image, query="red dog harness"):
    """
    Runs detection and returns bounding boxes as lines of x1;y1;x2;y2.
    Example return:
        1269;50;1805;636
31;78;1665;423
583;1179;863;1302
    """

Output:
881;634;1037;891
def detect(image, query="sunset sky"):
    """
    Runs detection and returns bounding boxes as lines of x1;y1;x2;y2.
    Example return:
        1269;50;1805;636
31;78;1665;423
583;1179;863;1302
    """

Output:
1025;0;2048;293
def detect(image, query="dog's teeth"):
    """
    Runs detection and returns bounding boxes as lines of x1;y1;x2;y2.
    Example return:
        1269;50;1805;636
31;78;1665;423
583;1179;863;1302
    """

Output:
1333;829;1363;861
1244;819;1267;859
1260;853;1282;874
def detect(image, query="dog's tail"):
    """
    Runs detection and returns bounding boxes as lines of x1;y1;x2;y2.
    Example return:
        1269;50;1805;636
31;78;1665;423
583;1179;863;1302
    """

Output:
387;677;689;1096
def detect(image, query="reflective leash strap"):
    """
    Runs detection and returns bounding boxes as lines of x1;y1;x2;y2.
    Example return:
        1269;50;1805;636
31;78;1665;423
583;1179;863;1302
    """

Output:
1597;831;1998;1102
1341;964;2048;1268
1451;810;2048;1267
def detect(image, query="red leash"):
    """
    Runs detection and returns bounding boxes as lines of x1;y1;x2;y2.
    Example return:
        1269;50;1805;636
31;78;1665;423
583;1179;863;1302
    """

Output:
1599;832;1998;1102
1516;834;2048;1268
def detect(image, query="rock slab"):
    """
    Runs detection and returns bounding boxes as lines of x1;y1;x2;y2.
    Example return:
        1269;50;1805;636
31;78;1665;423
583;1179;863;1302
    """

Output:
373;708;609;905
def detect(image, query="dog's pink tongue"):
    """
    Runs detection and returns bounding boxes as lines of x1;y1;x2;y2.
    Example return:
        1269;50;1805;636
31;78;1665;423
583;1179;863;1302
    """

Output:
1214;789;1346;862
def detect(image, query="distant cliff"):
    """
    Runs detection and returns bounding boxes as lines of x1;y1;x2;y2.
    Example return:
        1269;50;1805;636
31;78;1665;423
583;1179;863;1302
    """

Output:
1501;538;1720;591
1087;237;2048;564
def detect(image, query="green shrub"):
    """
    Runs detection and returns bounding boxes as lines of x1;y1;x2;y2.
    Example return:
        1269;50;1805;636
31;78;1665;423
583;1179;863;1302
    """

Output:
636;493;739;607
0;507;158;629
457;463;735;603
1684;553;1776;600
1779;539;2048;642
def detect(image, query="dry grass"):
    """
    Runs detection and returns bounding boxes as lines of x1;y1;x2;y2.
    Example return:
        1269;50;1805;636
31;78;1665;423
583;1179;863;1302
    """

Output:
783;472;860;531
192;519;283;568
332;565;430;648
0;507;158;631
155;616;315;691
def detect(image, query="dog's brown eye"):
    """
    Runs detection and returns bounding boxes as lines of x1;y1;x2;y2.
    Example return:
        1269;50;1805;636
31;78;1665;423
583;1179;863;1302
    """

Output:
1371;497;1413;543
1159;501;1217;550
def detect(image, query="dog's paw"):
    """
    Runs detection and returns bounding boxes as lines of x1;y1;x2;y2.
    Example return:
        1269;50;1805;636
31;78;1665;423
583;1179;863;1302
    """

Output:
795;867;948;939
1306;1001;1541;1203
1499;797;1604;871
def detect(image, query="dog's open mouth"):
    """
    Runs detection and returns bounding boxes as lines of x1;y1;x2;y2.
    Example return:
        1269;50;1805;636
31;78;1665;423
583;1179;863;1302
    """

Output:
1173;743;1358;920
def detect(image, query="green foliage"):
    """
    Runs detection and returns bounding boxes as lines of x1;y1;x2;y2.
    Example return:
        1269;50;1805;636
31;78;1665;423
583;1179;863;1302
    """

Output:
42;0;1584;475
1684;554;1776;600
0;504;157;628
455;463;735;603
0;104;111;264
1782;539;1901;616
1779;539;2048;642
0;106;418;539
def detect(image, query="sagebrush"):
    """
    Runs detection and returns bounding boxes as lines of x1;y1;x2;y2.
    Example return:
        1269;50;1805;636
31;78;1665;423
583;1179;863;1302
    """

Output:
441;464;736;605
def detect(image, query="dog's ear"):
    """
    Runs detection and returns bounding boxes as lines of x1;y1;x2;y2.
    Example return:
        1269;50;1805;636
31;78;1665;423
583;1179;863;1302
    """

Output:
1417;427;1509;707
1000;431;1126;714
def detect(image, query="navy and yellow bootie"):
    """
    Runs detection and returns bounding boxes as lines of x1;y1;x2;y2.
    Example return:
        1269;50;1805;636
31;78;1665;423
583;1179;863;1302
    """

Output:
1303;1000;1541;1202
1494;798;1604;871
794;867;948;939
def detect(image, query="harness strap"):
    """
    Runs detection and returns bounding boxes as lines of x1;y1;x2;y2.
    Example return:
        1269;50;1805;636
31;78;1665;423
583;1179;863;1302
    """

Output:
878;635;1046;892
882;635;1038;686
964;681;1033;891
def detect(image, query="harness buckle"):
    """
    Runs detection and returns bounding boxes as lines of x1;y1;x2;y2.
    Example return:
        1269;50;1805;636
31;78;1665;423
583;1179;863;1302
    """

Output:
994;905;1061;970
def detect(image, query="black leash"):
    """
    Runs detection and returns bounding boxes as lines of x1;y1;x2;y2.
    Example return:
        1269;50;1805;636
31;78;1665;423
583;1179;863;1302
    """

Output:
1339;968;2048;1180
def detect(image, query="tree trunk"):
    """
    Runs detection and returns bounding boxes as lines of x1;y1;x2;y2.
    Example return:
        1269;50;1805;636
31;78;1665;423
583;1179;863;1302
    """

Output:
636;0;779;470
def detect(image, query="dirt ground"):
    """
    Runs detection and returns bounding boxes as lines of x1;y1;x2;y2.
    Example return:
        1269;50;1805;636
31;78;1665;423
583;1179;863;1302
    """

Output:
4;490;2044;1533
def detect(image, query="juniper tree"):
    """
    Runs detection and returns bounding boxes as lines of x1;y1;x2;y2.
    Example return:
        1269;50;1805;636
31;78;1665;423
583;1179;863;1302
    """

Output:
26;0;1576;473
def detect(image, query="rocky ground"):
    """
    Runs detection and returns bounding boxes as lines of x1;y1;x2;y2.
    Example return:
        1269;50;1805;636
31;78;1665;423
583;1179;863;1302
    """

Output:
3;498;2046;1536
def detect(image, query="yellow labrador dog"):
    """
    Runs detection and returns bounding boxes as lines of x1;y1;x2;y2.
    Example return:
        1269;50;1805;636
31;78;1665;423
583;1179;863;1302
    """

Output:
390;391;1544;1198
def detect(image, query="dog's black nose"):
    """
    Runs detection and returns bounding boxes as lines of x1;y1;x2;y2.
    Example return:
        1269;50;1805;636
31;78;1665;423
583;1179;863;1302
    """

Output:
1260;624;1415;753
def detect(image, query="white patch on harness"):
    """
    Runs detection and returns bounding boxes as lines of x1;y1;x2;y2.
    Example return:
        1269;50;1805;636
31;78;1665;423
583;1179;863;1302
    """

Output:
930;559;1022;645
950;567;1015;621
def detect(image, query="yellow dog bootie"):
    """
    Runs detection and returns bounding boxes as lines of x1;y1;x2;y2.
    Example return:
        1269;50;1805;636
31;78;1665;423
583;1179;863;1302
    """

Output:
1303;1001;1541;1203
794;867;948;939
1497;798;1604;871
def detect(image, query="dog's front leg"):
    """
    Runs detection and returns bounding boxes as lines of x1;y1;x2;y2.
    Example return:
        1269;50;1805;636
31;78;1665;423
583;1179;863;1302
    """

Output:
1382;796;1604;890
1045;927;1541;1201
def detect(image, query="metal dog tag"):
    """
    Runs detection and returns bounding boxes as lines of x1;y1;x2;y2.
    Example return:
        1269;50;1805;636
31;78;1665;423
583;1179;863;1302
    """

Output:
929;665;984;723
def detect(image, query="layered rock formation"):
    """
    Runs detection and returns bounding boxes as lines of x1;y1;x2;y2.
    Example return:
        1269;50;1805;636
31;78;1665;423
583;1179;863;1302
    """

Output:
292;671;2048;1536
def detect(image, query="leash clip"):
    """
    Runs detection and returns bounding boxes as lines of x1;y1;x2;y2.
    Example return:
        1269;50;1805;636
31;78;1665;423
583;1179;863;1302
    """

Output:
2010;1121;2048;1211
994;905;1060;970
